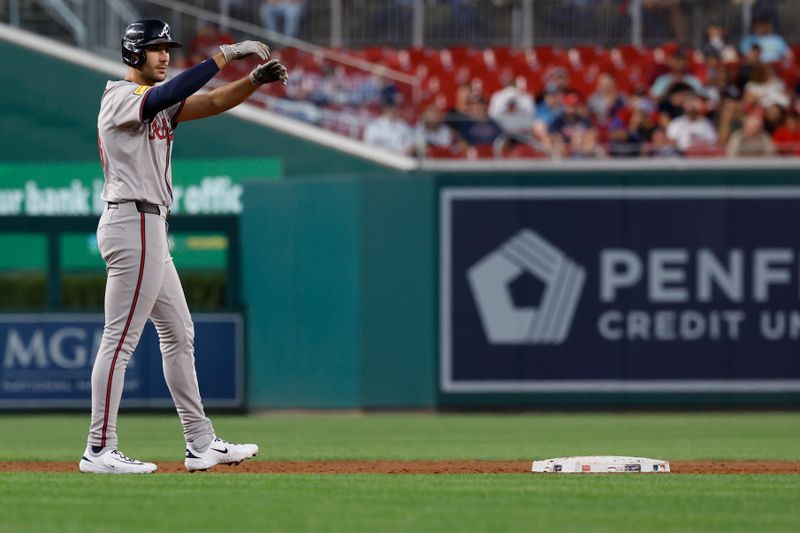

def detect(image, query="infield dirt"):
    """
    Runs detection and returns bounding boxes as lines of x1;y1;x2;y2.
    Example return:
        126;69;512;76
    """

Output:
2;460;799;474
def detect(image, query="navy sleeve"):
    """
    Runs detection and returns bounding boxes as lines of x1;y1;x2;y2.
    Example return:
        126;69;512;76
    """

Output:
141;58;220;122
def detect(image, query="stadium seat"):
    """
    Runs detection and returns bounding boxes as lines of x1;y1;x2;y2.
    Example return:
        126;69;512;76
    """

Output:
684;145;726;158
466;145;496;159
267;42;800;159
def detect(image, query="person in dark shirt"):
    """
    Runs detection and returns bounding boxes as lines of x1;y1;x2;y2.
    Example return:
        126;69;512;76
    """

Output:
736;44;763;91
548;92;599;157
445;84;479;130
457;94;503;147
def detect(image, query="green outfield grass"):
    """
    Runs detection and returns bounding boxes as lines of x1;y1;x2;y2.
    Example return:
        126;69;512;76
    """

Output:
0;412;798;461
0;413;798;532
1;473;798;533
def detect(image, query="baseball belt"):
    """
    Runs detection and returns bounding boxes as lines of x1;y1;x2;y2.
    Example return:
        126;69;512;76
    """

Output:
107;201;165;216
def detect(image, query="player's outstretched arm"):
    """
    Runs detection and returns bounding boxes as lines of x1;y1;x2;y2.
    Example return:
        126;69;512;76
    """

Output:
141;41;270;122
177;60;288;123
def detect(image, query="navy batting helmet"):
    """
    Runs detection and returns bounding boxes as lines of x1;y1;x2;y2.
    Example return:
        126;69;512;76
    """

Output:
121;19;182;68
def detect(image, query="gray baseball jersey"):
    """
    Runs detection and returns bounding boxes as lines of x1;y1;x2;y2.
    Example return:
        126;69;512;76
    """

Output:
88;80;213;450
97;80;184;207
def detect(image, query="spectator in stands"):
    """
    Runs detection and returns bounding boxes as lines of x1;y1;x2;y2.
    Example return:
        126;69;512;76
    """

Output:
456;94;503;149
545;66;572;94
657;82;694;126
607;121;640;158
665;95;718;152
739;18;791;64
351;74;383;107
588;73;628;126
363;102;415;156
701;21;732;61
380;83;403;108
547;92;600;158
416;105;456;156
763;104;785;134
260;0;304;39
186;22;235;66
608;98;657;158
736;43;763;91
744;63;790;109
650;51;705;101
773;110;800;155
534;84;564;128
628;87;657;118
608;128;635;158
717;95;745;145
489;76;535;119
703;56;739;110
645;127;682;158
445;84;481;131
532;84;565;149
489;76;536;140
726;113;776;156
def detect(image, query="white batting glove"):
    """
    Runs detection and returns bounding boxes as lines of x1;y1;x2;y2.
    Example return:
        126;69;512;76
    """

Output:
219;41;270;62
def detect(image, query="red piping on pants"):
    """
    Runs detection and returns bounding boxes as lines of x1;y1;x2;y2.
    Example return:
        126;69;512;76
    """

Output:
101;212;146;447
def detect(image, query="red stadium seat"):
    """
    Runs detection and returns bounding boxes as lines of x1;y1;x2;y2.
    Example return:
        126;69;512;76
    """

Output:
684;145;726;158
466;145;496;159
427;145;465;158
503;143;549;159
280;43;800;159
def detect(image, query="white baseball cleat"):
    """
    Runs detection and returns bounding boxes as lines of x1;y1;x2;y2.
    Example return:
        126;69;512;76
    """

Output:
184;436;259;472
78;446;157;474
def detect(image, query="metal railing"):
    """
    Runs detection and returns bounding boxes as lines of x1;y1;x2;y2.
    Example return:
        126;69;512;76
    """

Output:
6;0;796;49
136;0;796;49
38;0;87;48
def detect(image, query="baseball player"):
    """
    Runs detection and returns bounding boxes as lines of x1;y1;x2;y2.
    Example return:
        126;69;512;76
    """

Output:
79;19;287;474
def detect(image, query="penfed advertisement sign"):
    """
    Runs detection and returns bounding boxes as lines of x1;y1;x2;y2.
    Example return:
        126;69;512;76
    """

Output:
0;314;243;408
440;187;800;394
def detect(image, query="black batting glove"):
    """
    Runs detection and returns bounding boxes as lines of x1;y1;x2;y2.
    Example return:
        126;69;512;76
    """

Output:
249;59;289;86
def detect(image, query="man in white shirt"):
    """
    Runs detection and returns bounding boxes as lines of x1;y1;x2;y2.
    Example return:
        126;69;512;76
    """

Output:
488;77;536;137
666;95;719;151
415;105;454;153
364;103;415;155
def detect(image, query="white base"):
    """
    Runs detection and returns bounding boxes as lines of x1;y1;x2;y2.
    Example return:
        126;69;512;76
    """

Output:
532;456;670;474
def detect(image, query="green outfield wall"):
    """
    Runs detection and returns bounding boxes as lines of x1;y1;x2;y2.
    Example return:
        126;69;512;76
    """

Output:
242;175;436;408
242;167;800;409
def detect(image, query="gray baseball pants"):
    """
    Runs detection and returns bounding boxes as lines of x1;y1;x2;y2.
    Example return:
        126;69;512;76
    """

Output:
87;202;213;448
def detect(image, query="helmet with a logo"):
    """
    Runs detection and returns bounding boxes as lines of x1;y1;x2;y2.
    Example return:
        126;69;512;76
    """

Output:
121;19;182;68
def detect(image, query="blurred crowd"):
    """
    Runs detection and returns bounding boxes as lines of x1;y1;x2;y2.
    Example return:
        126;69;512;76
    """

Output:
184;13;800;159
365;16;800;159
